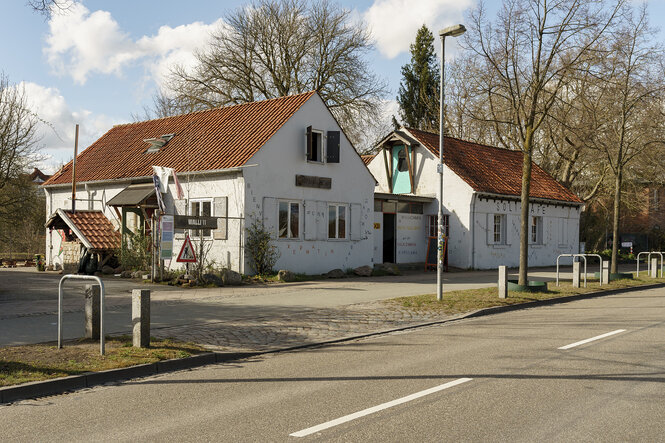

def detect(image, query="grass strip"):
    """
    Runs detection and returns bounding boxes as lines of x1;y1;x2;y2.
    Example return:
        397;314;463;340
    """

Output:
0;336;205;387
384;274;660;315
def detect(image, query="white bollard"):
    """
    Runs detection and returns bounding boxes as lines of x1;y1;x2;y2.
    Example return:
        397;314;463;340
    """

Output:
498;266;507;299
601;260;609;285
650;258;658;278
572;261;581;288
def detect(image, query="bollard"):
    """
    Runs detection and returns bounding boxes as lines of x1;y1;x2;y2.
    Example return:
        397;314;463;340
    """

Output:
85;284;100;339
132;289;151;348
498;266;507;299
651;258;658;278
601;260;609;285
572;261;581;288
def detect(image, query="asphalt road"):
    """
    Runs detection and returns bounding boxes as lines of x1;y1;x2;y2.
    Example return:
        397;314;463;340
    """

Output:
2;286;664;441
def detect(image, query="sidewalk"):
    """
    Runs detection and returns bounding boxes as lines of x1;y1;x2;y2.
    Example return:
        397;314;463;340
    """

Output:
0;265;631;350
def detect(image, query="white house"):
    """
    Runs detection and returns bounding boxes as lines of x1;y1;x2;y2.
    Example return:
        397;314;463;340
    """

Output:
42;92;376;275
365;127;584;269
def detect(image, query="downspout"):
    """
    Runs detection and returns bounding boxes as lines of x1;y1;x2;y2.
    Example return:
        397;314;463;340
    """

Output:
470;192;477;269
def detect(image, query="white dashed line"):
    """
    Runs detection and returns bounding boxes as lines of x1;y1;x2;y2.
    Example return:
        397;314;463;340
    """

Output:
558;329;627;350
289;378;472;438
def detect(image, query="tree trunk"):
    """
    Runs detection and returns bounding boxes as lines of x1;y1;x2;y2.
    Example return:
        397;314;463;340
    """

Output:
610;166;622;274
518;149;533;286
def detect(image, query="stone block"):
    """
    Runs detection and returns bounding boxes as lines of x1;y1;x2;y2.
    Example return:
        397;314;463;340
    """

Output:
572;261;581;288
650;257;658;278
85;284;100;339
601;260;609;285
354;265;373;277
132;289;150;348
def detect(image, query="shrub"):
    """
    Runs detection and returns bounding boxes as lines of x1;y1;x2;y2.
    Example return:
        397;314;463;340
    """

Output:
120;228;152;271
244;219;280;275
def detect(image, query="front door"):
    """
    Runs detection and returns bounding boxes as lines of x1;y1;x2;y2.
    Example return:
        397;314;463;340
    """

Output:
383;213;396;263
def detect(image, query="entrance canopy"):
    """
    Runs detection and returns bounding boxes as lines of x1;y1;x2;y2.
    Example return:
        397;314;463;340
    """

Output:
107;183;155;207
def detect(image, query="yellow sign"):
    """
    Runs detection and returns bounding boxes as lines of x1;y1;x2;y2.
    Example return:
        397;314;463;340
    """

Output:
374;223;380;229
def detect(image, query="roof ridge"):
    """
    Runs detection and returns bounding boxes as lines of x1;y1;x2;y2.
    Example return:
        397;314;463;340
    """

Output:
117;91;318;128
403;126;518;153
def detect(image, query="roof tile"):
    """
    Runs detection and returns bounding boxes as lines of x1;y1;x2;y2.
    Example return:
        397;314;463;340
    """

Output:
405;128;582;203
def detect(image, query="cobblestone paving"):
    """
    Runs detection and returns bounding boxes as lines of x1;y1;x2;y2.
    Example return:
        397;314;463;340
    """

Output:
151;302;450;352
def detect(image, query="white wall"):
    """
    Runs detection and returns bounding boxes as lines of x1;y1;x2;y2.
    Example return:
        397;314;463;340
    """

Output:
44;172;246;273
472;198;581;269
243;94;376;274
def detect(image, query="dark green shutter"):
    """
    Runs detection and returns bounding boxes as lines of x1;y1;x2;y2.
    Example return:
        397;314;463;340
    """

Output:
326;130;340;163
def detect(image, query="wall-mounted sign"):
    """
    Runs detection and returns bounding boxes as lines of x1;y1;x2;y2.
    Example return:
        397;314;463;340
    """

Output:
295;174;332;189
374;223;380;229
174;215;218;230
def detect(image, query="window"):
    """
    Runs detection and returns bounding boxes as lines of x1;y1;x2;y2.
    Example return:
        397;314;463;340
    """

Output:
328;204;347;239
397;148;408;172
493;214;504;244
426;215;449;237
279;201;300;239
397;202;423;214
306;126;323;162
531;216;542;244
190;199;212;238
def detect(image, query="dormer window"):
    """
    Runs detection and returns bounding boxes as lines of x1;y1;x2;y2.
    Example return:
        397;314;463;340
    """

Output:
144;134;174;153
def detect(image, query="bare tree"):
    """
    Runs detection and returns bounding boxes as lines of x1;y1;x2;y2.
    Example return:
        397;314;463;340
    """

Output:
27;0;75;17
161;0;386;148
465;0;623;285
0;74;40;244
586;5;665;273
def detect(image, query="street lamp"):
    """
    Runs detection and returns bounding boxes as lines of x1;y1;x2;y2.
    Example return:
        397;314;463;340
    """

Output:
438;24;466;301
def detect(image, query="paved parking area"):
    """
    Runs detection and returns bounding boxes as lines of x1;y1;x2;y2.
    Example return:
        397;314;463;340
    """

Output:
0;264;633;351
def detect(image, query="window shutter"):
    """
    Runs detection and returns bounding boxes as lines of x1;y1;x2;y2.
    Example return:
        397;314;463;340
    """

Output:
316;201;328;239
487;214;495;245
506;215;517;246
350;203;361;241
174;200;186;239
304;200;318;240
263;197;278;239
213;197;228;240
326;130;340;163
306;126;312;161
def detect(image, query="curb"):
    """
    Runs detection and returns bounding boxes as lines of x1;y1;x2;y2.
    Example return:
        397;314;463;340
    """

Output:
2;282;663;404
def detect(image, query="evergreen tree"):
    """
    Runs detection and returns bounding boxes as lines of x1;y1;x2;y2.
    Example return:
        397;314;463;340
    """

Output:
397;25;440;131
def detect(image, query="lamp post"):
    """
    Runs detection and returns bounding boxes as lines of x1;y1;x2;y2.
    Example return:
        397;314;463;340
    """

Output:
438;24;466;301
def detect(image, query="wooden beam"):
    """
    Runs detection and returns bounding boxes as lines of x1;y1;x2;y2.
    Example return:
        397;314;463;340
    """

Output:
382;144;393;193
405;145;414;194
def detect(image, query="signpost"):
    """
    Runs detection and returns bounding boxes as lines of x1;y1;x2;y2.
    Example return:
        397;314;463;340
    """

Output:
160;215;174;260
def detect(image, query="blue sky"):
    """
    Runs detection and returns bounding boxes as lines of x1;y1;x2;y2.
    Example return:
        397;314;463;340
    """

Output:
2;0;665;171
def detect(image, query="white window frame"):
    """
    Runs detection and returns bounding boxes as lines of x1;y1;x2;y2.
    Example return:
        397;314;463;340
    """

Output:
278;200;301;239
328;204;348;240
189;198;213;239
426;214;449;238
530;216;543;245
308;129;324;163
493;214;506;245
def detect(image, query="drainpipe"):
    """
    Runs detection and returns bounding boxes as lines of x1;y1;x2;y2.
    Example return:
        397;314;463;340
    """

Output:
469;192;477;269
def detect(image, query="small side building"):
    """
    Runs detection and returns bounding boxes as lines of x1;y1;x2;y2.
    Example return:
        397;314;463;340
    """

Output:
366;127;584;269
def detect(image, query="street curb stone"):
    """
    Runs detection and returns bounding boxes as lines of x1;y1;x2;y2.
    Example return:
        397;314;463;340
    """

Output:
2;281;663;404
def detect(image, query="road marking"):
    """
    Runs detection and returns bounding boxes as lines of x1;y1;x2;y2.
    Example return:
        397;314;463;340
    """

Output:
289;378;472;438
558;329;627;350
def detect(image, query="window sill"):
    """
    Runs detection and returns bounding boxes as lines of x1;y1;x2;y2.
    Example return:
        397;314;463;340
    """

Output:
306;160;325;165
327;237;348;242
490;244;508;249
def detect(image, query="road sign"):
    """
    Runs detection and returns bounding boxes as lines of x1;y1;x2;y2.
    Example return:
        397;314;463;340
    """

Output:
176;235;197;263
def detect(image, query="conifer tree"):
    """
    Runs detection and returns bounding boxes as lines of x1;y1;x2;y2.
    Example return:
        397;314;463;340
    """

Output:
397;25;440;131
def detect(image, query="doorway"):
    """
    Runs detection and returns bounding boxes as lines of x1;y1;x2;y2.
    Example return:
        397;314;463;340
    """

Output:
383;213;396;263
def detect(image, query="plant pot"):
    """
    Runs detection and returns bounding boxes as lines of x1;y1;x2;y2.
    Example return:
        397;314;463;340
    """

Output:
507;279;548;292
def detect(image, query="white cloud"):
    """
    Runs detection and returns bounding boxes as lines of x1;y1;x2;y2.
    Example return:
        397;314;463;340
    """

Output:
44;3;222;86
363;0;472;59
19;82;120;172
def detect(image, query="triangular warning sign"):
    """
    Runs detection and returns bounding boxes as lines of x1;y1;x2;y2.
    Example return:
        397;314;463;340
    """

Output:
176;235;197;263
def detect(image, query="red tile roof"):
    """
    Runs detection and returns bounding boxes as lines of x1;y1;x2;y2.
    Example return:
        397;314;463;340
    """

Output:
361;154;376;165
47;210;120;250
44;92;317;186
405;128;583;204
